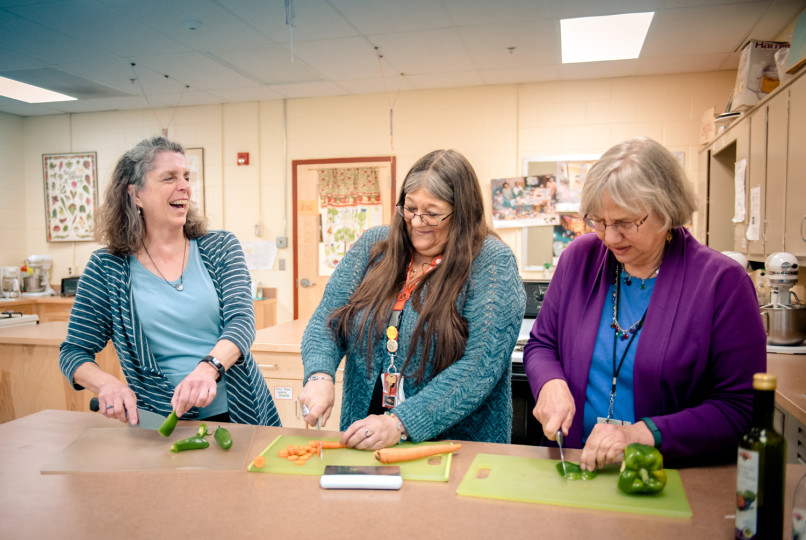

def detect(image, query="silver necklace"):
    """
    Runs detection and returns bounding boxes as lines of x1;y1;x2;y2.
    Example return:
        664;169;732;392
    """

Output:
143;238;186;291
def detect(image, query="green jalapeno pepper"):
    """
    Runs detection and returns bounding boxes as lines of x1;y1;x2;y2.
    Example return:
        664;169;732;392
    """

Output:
214;427;233;450
158;411;178;437
618;443;667;494
197;423;209;437
556;461;598;480
170;436;210;453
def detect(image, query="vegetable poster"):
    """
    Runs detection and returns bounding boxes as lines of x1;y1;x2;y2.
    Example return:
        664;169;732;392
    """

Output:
42;152;98;242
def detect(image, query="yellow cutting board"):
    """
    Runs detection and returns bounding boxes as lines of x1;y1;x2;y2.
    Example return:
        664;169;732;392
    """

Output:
248;435;454;482
456;453;692;518
40;425;256;473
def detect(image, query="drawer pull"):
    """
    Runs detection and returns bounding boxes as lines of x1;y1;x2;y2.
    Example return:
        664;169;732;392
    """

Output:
258;364;279;370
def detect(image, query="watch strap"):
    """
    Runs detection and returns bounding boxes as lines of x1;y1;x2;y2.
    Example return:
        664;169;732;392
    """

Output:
200;355;225;382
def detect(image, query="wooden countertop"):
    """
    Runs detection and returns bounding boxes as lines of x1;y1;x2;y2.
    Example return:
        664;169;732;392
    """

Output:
769;352;806;425
252;318;308;353
1;410;803;539
0;321;69;346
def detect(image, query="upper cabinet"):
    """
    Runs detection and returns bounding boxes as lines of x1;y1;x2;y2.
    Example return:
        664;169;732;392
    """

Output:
700;69;806;261
786;76;806;257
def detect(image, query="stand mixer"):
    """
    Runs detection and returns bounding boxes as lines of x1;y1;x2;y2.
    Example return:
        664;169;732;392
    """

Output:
20;254;56;297
760;252;806;349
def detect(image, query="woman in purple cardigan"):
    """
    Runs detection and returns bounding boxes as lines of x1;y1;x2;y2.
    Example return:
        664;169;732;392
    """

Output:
523;137;766;469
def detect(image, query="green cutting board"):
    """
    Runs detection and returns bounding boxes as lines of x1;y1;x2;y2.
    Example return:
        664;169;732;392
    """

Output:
248;435;453;482
456;453;692;518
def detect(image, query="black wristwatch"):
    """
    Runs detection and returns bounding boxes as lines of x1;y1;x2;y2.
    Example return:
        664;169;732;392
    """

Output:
200;355;225;382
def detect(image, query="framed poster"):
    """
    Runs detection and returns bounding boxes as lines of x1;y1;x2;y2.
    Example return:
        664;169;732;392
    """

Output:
186;147;205;215
42;152;98;242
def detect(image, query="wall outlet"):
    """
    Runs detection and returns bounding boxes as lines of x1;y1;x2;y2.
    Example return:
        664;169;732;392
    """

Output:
278;258;286;271
276;236;288;249
254;223;262;236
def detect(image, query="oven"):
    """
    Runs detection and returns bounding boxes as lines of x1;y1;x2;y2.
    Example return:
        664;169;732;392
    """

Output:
510;280;550;446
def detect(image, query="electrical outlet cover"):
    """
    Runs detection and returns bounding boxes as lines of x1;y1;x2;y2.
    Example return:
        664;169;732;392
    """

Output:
276;236;288;248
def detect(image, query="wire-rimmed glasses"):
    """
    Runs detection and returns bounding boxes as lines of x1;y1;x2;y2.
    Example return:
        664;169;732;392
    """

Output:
396;205;453;227
583;214;649;236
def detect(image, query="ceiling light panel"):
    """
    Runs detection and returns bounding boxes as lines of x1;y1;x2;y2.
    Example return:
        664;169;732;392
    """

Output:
561;12;654;64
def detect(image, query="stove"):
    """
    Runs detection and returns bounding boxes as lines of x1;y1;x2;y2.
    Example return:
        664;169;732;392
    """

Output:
0;311;40;328
511;280;550;445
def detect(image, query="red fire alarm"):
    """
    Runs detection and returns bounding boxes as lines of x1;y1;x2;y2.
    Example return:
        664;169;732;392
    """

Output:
237;152;249;166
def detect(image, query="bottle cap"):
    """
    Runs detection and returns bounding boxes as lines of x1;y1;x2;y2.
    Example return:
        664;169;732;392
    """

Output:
752;373;777;391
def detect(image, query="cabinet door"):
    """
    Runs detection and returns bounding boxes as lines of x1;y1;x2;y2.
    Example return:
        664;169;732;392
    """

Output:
765;93;788;255
786;76;806;256
747;106;767;258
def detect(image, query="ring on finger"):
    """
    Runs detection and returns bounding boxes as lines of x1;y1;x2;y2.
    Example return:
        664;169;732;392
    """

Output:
106;404;114;410
364;428;372;438
301;404;310;416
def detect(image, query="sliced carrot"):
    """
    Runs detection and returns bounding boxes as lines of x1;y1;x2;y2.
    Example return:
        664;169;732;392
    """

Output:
374;443;462;464
293;459;306;465
286;455;298;461
253;455;266;468
278;450;289;458
315;441;347;449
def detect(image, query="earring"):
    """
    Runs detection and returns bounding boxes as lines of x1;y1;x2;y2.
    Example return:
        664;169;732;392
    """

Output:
666;229;672;243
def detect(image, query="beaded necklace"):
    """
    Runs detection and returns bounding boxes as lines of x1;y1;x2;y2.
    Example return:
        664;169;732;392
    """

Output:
610;262;648;340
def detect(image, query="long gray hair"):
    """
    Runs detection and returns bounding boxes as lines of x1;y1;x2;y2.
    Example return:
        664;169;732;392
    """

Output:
581;137;698;229
96;136;207;256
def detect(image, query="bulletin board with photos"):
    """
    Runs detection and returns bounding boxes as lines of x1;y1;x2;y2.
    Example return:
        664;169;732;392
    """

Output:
513;156;599;271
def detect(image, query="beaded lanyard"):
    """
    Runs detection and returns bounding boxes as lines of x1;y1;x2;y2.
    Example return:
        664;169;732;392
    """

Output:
606;262;648;420
382;254;442;408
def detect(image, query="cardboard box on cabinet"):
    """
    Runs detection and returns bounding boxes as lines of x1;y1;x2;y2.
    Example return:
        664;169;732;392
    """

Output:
731;40;790;111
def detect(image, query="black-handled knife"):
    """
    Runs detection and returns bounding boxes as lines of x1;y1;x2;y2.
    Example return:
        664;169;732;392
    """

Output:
89;397;167;430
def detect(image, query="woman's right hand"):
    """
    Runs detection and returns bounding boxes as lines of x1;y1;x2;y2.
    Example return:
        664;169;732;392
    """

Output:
97;381;139;425
533;378;575;440
298;375;335;427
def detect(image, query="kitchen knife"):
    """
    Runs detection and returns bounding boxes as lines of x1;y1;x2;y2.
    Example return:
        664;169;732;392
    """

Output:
89;397;167;430
556;429;568;477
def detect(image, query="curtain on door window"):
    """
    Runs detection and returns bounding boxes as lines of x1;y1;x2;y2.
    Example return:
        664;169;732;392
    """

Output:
318;167;382;270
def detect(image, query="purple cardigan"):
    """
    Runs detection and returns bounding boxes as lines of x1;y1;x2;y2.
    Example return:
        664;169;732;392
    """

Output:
523;228;766;461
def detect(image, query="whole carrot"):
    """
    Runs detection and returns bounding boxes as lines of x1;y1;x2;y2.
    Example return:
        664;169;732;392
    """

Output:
374;443;462;464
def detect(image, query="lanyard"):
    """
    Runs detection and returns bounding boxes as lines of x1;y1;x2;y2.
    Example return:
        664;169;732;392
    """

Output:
607;266;647;420
385;255;442;369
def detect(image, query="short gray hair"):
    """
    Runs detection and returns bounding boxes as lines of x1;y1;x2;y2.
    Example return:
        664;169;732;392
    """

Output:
580;137;698;229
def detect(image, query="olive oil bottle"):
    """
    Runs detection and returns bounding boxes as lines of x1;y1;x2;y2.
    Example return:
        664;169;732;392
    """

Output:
735;373;786;539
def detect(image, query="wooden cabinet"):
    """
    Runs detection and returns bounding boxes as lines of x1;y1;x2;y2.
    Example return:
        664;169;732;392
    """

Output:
700;68;806;261
786;75;806;257
253;319;344;429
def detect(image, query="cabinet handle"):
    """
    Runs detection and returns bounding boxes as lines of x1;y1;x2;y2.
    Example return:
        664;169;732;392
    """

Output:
801;216;805;242
257;364;278;370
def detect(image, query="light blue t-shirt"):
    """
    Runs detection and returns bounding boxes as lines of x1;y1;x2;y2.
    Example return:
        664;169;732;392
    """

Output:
130;239;229;417
582;270;655;441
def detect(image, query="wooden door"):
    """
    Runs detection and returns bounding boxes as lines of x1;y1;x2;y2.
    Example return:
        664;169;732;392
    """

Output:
292;157;397;320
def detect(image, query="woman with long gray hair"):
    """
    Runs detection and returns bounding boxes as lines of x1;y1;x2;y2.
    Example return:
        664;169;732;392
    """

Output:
299;149;525;449
59;136;279;426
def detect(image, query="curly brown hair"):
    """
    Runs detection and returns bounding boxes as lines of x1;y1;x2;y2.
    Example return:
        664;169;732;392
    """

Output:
328;149;496;381
96;136;207;256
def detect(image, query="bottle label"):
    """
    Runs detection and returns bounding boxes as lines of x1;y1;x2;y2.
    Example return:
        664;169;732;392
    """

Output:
794;507;806;540
736;448;760;538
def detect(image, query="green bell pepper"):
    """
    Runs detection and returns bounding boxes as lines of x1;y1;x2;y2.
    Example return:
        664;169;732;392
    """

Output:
618;443;667;494
556;461;598;481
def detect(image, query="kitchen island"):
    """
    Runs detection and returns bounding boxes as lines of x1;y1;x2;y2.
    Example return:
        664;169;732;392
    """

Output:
1;409;804;539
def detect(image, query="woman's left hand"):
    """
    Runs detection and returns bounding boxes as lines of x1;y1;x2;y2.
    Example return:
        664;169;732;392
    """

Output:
341;414;400;450
172;363;218;417
579;421;654;471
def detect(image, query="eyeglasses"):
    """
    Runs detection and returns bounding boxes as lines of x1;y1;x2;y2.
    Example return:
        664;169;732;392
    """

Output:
396;205;453;227
583;214;649;236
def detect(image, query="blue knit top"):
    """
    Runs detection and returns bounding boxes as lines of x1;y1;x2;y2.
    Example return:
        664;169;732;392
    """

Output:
302;226;525;443
59;230;280;426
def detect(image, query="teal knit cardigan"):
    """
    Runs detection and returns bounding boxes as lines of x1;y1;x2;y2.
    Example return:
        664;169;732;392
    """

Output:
59;230;280;426
302;226;525;443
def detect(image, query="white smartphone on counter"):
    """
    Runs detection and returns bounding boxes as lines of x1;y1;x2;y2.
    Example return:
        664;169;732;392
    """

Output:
320;465;403;490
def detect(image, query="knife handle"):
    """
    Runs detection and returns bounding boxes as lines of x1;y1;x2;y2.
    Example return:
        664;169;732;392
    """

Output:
89;397;100;412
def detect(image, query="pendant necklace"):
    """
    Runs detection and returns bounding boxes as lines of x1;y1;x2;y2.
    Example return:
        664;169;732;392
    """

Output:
143;237;187;291
622;266;660;290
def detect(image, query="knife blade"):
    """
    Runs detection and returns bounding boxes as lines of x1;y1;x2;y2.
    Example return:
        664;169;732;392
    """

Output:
316;416;323;460
556;429;568;477
89;397;166;430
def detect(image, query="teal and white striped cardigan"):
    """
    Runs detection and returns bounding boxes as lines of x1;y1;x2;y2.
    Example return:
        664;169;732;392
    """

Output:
59;230;280;426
